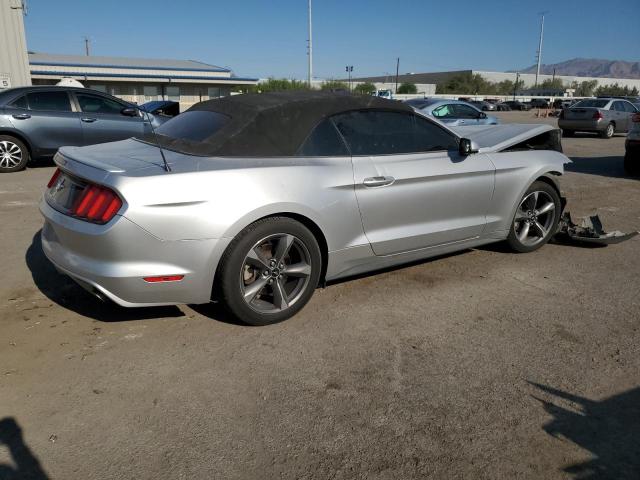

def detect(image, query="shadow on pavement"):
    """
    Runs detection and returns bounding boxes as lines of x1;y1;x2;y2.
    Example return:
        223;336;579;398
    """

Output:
567;156;634;180
530;382;640;480
26;230;184;322
0;417;49;480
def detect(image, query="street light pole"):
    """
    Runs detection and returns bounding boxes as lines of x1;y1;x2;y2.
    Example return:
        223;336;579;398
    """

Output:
346;65;353;91
513;72;520;101
535;12;546;87
307;0;313;87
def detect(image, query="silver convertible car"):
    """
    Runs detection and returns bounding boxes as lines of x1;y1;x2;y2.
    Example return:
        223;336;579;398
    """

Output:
40;91;569;325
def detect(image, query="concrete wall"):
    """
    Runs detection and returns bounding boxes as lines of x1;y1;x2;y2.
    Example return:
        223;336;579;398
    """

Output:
0;0;31;88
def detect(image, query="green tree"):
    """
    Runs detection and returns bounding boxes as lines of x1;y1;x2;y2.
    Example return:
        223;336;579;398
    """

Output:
570;80;598;97
538;78;565;90
320;80;349;91
353;82;376;95
595;83;639;97
397;83;418;94
257;78;310;92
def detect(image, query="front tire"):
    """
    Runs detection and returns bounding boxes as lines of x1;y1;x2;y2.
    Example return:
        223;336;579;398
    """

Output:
507;181;561;253
218;217;322;325
0;135;29;172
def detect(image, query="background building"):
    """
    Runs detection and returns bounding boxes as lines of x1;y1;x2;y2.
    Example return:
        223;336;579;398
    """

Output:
28;53;258;109
0;0;31;88
349;70;640;94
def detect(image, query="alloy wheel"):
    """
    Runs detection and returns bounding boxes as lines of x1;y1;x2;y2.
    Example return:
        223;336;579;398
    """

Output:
0;141;22;169
240;233;312;314
513;191;556;247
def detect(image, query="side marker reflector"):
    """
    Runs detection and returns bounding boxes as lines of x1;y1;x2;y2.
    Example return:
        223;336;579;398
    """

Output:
143;275;185;283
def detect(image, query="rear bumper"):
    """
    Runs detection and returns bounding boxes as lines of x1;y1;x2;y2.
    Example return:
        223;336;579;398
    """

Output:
40;198;230;307
558;119;604;132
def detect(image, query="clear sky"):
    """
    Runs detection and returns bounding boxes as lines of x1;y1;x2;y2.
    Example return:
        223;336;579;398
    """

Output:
23;0;640;80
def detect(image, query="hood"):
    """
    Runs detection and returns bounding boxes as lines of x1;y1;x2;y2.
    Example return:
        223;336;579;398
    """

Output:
449;124;557;153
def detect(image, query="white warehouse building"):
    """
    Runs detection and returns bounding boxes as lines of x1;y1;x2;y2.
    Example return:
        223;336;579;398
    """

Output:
28;53;259;110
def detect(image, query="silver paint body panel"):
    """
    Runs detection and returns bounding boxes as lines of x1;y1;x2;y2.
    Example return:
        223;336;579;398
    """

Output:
40;124;569;307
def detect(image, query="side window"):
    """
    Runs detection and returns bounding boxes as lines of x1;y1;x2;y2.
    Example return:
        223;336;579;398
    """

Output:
297;119;350;156
623;102;637;113
453;104;480;119
332;110;415;155
26;91;72;112
76;94;126;115
413;115;459;152
432;105;454;118
612;102;625;112
9;96;28;109
332;110;458;155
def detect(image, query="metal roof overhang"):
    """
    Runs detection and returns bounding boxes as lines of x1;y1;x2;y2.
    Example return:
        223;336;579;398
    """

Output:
30;70;258;84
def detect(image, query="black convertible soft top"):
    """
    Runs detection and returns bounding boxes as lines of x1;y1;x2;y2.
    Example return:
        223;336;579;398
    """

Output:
144;90;414;157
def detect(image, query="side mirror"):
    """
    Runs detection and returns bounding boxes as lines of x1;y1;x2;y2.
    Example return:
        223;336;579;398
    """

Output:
121;107;138;117
479;112;487;119
459;138;479;156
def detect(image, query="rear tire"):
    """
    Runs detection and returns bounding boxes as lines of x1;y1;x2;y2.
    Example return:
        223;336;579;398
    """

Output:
507;181;561;253
217;217;322;326
0;135;29;173
600;123;615;139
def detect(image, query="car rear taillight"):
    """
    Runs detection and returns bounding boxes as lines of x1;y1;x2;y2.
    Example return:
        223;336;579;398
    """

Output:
592;111;604;120
72;184;122;224
632;113;640;123
47;168;62;188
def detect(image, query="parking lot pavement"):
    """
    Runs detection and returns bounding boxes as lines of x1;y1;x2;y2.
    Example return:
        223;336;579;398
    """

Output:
1;113;639;479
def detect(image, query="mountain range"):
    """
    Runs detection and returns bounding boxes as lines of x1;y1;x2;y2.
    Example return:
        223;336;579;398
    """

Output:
517;58;640;79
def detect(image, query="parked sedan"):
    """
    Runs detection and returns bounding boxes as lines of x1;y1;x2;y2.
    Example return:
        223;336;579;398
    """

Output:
405;99;499;126
559;98;639;138
496;102;512;111
0;86;168;172
41;91;568;325
502;100;531;111
625;111;640;175
469;100;497;111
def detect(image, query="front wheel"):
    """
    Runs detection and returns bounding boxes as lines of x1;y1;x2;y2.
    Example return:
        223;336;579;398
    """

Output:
218;217;322;325
507;181;562;253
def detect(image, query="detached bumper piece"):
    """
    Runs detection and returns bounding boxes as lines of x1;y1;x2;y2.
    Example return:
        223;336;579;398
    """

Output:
555;212;638;246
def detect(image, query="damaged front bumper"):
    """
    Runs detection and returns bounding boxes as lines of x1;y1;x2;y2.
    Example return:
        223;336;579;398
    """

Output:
555;210;638;246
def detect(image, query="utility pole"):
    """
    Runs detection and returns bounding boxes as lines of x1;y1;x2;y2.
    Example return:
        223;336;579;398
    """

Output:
84;36;90;56
513;72;520;101
534;12;547;87
394;57;400;94
307;0;312;87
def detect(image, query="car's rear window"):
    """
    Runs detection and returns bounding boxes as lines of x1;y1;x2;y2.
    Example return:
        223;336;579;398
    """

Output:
572;99;609;108
155;110;230;142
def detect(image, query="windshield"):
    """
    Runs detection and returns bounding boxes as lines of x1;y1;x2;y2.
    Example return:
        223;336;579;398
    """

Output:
572;99;609;108
155;110;230;142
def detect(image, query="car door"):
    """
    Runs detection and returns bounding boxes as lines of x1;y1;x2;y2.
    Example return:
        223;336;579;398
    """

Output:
333;110;495;256
5;90;83;157
611;101;632;131
453;104;482;125
621;101;638;132
73;92;148;145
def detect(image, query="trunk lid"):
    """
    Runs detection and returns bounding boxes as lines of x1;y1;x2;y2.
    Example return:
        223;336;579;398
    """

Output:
564;107;602;120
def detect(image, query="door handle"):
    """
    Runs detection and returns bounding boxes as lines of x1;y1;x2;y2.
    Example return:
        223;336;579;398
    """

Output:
12;113;31;120
81;117;97;123
363;176;395;188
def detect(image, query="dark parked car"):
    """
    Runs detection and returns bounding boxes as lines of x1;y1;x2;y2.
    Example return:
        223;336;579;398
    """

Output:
140;100;180;118
530;98;551;108
625;111;640;175
496;102;512;111
0;86;169;173
502;100;531;111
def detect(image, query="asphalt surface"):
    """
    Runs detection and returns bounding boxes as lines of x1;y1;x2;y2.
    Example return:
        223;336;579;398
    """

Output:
1;111;639;479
